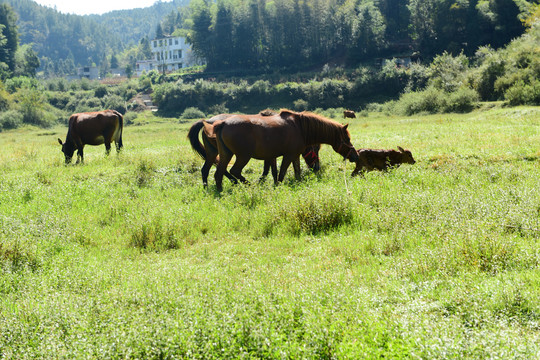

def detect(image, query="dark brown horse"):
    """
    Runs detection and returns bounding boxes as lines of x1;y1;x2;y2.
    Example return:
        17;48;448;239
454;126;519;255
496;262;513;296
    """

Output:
351;146;416;176
206;109;358;191
58;110;123;164
188;113;321;186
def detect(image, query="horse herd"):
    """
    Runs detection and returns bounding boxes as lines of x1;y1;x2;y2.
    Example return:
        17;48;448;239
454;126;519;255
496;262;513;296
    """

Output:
58;109;415;191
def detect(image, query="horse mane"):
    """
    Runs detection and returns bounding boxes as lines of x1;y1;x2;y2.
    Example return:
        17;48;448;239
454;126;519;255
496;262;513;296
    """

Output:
279;109;345;144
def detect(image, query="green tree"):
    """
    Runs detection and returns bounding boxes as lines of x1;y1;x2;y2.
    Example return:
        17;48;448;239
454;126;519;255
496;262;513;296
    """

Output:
188;0;214;67
0;4;18;75
14;44;40;77
110;54;119;69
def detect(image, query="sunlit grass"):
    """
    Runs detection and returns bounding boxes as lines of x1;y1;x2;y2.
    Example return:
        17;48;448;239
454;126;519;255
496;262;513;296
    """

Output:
1;107;540;358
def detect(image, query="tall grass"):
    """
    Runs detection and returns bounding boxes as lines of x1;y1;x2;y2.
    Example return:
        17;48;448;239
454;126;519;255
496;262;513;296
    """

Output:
0;107;539;358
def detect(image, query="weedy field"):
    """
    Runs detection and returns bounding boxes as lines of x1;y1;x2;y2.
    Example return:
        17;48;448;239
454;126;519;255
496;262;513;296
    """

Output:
1;106;540;359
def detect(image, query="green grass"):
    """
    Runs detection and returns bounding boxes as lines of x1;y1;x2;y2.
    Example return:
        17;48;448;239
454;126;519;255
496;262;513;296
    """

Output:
1;106;540;358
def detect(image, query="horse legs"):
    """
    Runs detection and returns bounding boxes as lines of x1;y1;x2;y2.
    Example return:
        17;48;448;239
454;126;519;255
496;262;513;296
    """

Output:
76;145;84;164
277;156;294;183
260;159;278;184
202;135;236;186
214;149;233;192
229;156;250;184
292;157;301;180
105;141;112;156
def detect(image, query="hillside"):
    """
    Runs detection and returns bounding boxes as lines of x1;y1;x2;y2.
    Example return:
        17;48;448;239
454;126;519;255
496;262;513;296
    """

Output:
88;0;188;46
2;0;186;68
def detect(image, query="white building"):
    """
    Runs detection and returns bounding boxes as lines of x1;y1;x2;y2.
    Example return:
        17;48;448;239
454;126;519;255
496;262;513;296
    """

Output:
75;66;99;80
136;36;201;76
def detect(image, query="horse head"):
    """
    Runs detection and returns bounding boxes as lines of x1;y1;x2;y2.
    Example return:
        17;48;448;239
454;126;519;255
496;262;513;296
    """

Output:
302;144;321;172
398;146;416;164
58;138;75;164
332;124;358;163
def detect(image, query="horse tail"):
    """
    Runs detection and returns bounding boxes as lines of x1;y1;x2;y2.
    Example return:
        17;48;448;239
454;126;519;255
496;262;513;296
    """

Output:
187;120;206;159
112;110;124;149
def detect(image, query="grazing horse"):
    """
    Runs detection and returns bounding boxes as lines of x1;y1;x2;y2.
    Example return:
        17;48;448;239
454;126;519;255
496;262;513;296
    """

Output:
58;110;123;164
206;109;358;191
351;146;415;176
344;110;356;119
188;113;321;186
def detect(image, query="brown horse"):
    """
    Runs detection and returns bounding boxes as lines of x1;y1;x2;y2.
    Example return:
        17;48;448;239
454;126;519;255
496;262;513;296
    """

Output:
351;146;416;176
58;110;123;164
206;109;358;191
188;113;321;186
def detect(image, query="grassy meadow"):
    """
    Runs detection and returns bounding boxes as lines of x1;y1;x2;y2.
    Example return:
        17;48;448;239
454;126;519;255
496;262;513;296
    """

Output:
1;106;540;358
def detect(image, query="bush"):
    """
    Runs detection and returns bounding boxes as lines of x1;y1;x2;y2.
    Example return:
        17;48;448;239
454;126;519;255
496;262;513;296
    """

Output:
103;94;127;114
397;87;447;115
94;84;108;98
0;110;23;130
207;103;229;115
293;99;309;111
504;80;540;106
123;112;139;125
181;107;205;119
446;87;480;113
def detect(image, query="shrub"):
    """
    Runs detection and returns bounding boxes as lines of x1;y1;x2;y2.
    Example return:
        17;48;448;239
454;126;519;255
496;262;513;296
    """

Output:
397;87;447;115
94;84;108;98
445;87;480;113
0;110;23;130
293;99;309;111
123;112;138;125
207;103;229;115
103;94;127;114
504;80;540;106
181;107;205;119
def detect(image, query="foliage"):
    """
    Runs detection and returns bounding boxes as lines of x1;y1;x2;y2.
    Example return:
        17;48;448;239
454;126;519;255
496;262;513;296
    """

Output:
394;86;479;115
181;107;205;119
0;109;22;131
0;3;18;77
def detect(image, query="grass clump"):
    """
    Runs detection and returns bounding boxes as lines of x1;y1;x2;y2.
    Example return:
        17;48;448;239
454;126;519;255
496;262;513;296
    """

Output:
129;218;180;252
275;188;354;235
0;240;39;272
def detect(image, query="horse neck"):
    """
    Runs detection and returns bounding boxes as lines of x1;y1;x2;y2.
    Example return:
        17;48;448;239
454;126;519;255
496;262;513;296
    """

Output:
299;116;340;146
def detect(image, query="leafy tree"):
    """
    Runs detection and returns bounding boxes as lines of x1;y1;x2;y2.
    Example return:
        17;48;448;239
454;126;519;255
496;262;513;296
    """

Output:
110;54;119;69
156;23;165;39
14;44;40;77
0;4;18;75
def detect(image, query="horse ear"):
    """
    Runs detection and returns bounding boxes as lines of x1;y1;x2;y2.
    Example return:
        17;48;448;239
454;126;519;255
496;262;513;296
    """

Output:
398;146;405;152
343;124;349;130
279;109;295;119
58;138;63;145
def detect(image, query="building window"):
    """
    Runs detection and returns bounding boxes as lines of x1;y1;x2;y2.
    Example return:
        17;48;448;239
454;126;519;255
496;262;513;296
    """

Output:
175;39;179;45
153;41;157;48
169;39;172;45
159;40;163;46
177;50;182;59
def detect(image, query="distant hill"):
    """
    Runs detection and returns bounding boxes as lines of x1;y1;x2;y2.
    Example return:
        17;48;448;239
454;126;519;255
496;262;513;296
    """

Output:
2;0;188;68
88;0;188;46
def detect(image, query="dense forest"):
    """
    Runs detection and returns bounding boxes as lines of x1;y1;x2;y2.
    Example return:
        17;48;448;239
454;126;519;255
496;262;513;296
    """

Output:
0;0;539;133
1;0;537;76
186;0;533;72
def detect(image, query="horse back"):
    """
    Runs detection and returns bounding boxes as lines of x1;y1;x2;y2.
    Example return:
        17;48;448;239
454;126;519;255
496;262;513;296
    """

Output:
218;114;304;159
70;110;122;146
